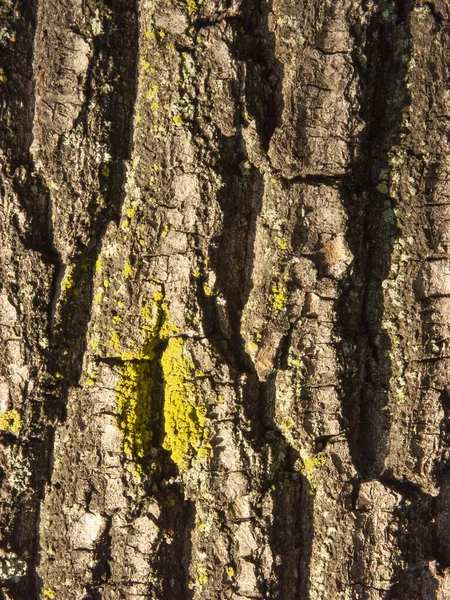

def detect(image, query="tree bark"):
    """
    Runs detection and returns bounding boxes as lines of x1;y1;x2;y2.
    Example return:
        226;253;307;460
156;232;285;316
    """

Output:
1;0;450;598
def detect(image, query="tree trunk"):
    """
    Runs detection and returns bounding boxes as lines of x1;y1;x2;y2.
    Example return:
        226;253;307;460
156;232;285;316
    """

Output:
1;0;450;598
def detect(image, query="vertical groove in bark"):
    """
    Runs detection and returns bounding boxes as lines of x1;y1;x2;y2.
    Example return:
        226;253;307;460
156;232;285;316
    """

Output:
340;0;412;477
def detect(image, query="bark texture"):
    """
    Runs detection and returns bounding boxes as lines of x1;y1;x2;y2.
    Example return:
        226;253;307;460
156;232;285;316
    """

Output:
1;0;450;598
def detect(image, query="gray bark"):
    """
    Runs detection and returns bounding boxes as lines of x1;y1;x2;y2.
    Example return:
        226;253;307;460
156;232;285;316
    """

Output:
1;0;450;598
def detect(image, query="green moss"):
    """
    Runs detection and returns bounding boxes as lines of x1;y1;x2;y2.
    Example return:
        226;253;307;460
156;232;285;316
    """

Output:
0;409;22;434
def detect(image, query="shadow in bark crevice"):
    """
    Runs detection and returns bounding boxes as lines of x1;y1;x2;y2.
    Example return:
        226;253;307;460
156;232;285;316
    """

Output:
150;491;195;600
195;3;313;596
339;2;441;595
83;516;113;600
260;376;314;600
43;0;140;396
381;473;437;600
206;0;284;426
338;0;413;479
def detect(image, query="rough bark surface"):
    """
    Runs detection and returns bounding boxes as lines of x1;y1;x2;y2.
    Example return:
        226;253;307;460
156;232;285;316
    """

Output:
1;0;450;598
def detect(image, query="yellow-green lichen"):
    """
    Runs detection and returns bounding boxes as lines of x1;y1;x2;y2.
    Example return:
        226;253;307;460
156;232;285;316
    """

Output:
0;410;22;434
277;237;289;251
140;58;150;71
280;415;296;437
126;204;137;219
376;181;389;195
115;290;209;473
203;282;214;296
61;268;74;291
43;590;56;599
95;258;102;273
186;0;198;14
116;361;154;459
123;262;135;278
271;281;289;311
161;336;210;470
226;565;235;578
196;563;208;586
109;330;120;351
115;292;166;468
248;340;258;352
300;454;326;494
86;368;97;387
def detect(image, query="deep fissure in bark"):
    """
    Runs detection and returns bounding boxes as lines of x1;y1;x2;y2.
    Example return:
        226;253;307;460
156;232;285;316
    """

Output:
339;0;412;477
